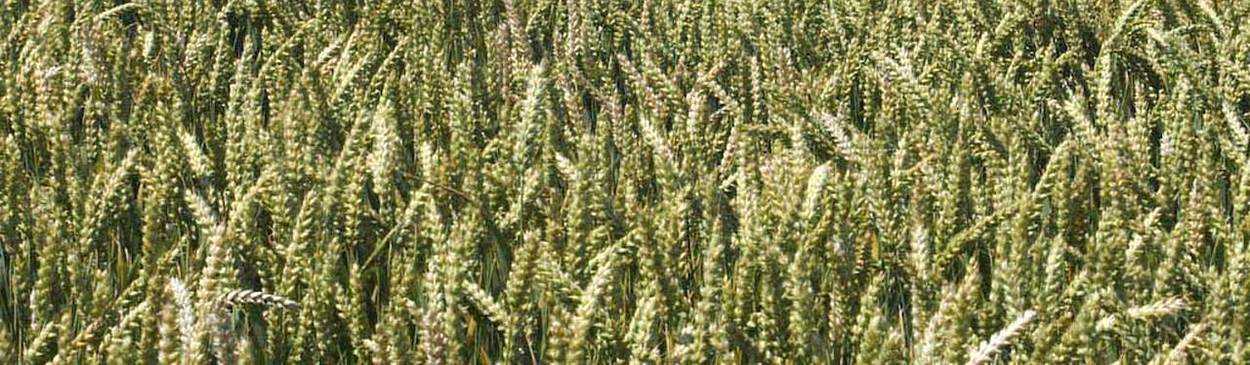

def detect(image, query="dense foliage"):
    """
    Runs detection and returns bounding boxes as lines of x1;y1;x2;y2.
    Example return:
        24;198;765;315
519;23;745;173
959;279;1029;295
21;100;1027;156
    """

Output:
2;0;1250;363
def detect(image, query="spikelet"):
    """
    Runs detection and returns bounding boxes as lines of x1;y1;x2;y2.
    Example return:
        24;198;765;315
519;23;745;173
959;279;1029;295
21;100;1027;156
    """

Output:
1128;298;1187;321
1100;297;1188;332
802;163;832;220
567;247;617;362
158;292;180;364
167;278;198;364
368;99;399;196
179;129;213;180
967;310;1038;365
24;313;61;363
1152;323;1207;365
463;282;512;332
217;289;302;311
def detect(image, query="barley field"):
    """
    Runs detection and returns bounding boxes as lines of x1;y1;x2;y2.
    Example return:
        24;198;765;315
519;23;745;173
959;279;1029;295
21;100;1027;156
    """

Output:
2;0;1249;363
